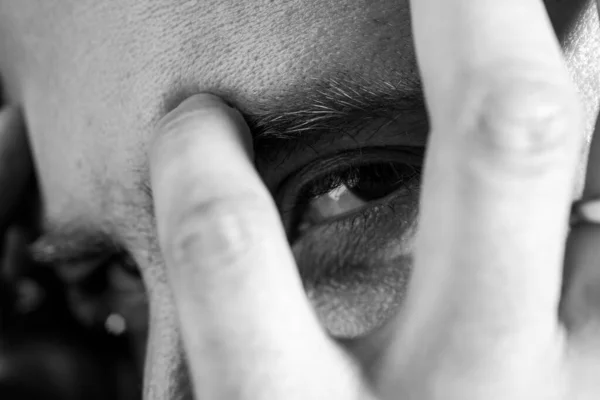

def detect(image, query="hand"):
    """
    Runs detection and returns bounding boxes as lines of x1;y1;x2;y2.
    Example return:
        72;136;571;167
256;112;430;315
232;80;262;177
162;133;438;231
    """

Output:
148;1;599;399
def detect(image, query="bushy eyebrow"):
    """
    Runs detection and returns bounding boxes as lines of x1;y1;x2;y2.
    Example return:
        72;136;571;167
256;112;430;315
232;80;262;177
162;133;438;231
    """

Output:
242;72;426;142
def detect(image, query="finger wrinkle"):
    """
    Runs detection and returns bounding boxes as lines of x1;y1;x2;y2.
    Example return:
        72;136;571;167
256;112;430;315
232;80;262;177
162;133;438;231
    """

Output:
454;78;582;176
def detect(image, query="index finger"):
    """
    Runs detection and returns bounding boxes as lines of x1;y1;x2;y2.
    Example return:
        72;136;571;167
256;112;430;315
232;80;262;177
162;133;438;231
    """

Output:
149;94;366;400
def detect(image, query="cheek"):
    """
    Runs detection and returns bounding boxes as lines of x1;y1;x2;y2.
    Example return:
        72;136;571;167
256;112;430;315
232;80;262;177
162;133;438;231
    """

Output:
143;283;193;400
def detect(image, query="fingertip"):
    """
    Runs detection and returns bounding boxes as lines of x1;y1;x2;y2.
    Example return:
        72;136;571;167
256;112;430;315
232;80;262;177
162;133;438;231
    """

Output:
148;93;256;238
159;93;235;128
154;93;243;141
150;93;253;168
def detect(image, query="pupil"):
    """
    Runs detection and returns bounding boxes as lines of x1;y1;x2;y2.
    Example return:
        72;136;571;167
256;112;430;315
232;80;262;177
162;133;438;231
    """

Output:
348;163;420;201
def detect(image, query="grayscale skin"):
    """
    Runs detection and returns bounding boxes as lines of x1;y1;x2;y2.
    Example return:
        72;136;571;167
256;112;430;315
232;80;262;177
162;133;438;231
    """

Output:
0;1;600;399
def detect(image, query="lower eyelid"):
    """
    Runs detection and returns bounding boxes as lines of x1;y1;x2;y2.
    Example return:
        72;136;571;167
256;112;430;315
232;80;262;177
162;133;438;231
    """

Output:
307;257;411;338
291;189;419;338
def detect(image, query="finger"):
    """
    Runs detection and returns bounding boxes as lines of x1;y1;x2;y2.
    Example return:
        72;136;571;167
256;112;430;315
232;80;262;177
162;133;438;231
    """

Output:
380;0;581;396
149;94;368;400
0;106;32;231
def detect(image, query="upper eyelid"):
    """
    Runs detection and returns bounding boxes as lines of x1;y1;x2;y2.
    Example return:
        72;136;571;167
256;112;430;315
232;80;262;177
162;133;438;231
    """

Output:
278;146;425;198
256;114;429;195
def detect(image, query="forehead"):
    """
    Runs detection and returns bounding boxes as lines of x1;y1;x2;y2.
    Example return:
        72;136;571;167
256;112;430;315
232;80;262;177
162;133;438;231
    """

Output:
0;0;417;104
0;0;597;230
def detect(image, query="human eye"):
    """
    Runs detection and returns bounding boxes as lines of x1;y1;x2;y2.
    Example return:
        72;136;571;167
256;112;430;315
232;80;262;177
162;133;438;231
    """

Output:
279;148;423;238
274;145;424;339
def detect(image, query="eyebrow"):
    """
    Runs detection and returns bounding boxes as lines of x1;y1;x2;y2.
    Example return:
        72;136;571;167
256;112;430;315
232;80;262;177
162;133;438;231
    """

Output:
242;72;426;143
163;70;426;146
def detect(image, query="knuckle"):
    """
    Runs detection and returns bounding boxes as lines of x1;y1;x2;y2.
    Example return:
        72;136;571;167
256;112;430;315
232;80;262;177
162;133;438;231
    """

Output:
459;79;580;165
167;194;272;267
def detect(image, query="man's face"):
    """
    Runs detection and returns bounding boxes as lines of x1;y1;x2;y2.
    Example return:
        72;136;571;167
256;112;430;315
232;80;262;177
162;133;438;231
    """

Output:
0;0;598;397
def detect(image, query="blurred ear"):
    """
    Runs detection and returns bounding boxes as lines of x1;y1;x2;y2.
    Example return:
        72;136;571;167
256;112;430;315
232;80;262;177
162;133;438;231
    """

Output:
0;106;33;232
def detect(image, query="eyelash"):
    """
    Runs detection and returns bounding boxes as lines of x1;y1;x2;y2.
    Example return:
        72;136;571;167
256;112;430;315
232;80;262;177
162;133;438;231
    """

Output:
276;147;424;241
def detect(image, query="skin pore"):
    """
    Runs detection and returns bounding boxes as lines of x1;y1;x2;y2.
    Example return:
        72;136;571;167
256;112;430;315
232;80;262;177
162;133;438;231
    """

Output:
0;0;599;399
